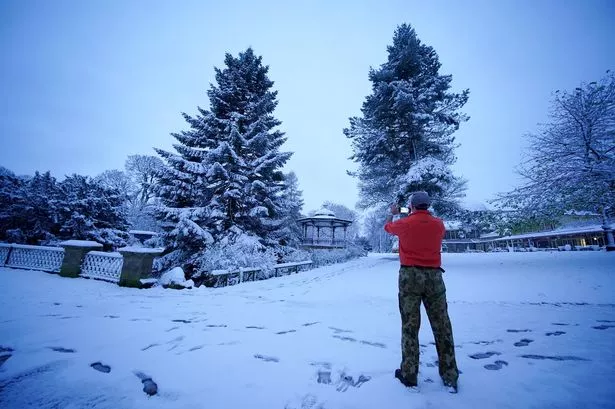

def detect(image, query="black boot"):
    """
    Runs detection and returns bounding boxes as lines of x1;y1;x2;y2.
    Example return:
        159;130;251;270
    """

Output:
443;379;458;394
394;369;418;388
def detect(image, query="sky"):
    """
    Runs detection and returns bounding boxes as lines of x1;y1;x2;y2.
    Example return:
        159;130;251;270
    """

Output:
1;0;614;213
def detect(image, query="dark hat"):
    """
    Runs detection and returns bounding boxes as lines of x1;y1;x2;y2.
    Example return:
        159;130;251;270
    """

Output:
410;191;431;207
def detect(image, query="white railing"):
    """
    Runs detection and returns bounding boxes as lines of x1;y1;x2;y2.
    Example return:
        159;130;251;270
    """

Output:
3;244;65;272
80;251;124;283
211;261;313;287
0;244;10;265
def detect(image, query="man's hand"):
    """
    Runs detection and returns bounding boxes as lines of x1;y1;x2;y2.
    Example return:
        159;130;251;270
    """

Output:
390;203;401;215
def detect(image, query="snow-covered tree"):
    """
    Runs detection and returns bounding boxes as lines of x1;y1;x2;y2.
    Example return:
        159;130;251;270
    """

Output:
344;23;469;216
362;205;394;252
125;154;164;207
498;71;615;248
155;48;292;264
95;170;136;205
274;171;304;247
319;201;360;241
58;175;129;247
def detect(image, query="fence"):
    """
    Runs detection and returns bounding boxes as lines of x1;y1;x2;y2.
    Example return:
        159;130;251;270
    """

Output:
80;251;124;283
0;242;160;287
0;242;313;289
0;244;65;272
211;261;313;287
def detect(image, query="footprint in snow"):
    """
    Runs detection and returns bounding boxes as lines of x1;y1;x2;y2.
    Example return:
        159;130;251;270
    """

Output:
90;362;111;373
276;330;297;335
507;329;532;333
302;322;320;327
329;327;353;334
310;361;332;370
546;331;566;336
284;393;324;409
514;339;534;347
596;320;615;323
333;335;357;343
49;347;76;353
359;340;387;348
0;354;12;367
484;360;508;371
245;326;266;329
317;369;332;384
172;319;191;324
254;354;279;362
134;371;158;396
520;354;590;362
592;325;615;330
141;343;159;351
469;351;501;360
470;340;503;346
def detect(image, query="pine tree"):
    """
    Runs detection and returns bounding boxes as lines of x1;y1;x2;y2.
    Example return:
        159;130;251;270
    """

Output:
0;167;28;242
274;171;304;247
156;48;292;261
57;175;129;247
345;24;469;215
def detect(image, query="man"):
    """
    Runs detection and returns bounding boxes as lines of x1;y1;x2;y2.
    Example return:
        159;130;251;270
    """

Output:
384;191;459;393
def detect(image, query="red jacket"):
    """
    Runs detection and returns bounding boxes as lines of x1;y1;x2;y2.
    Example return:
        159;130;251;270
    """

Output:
384;210;445;268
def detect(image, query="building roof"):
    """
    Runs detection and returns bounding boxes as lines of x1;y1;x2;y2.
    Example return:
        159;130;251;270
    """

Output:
297;209;353;227
493;224;610;242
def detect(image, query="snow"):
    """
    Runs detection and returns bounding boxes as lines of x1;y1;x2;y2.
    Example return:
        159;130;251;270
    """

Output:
274;261;313;268
495;224;609;242
0;252;614;408
444;220;462;230
3;244;64;252
128;230;159;236
314;208;336;218
88;251;122;258
461;200;491;212
59;240;103;248
118;247;164;254
158;267;187;287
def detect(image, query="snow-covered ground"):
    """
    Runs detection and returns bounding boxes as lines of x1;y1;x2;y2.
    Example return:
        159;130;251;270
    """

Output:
1;252;614;409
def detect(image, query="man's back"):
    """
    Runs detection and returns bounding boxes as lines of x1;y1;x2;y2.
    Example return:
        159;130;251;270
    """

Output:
384;210;445;268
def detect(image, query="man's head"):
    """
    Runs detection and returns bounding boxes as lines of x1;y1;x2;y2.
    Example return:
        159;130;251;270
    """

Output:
409;191;431;211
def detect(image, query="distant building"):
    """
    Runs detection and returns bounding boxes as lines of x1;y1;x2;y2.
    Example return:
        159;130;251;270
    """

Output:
297;209;353;249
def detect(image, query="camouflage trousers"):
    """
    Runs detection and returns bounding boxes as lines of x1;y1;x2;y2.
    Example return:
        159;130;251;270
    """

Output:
398;266;459;385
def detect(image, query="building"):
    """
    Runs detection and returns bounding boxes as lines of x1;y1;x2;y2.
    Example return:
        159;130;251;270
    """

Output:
297;209;353;249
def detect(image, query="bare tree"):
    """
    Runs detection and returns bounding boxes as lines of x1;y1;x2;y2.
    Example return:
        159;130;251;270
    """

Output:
125;155;164;207
499;71;615;249
94;170;136;204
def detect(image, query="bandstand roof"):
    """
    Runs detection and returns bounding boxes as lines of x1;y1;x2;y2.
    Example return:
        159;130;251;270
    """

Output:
297;208;353;227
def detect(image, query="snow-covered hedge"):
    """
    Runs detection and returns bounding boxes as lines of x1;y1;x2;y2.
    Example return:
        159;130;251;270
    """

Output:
308;244;367;267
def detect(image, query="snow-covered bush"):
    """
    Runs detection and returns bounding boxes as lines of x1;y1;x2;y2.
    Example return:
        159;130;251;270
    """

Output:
276;246;311;263
159;267;193;289
193;233;277;281
308;244;367;267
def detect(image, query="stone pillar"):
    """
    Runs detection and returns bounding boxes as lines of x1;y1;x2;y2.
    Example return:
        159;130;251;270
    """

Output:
118;247;164;288
59;240;103;278
603;226;615;252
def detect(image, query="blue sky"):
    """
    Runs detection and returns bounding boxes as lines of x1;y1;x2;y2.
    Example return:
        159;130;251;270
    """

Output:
1;0;614;212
